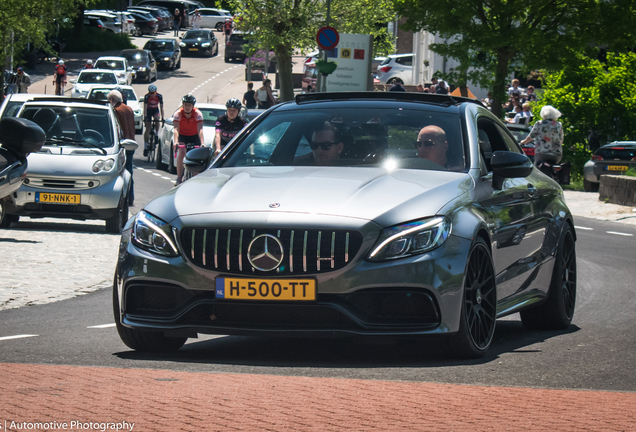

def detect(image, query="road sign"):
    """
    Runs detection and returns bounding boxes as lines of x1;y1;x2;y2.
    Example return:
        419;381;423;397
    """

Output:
316;27;340;51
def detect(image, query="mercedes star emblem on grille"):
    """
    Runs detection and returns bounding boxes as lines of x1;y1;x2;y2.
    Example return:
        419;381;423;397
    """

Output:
247;234;284;271
269;203;280;208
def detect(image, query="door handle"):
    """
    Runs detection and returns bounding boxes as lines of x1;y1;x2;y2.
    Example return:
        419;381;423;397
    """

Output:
527;184;537;196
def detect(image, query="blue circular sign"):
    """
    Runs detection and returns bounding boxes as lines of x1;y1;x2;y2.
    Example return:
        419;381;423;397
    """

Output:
316;27;339;51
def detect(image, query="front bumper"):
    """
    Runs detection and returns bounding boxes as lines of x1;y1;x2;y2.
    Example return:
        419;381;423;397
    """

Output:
115;219;471;338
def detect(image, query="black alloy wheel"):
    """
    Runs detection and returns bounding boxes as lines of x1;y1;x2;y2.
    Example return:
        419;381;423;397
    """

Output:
448;237;497;358
520;225;576;329
105;195;129;234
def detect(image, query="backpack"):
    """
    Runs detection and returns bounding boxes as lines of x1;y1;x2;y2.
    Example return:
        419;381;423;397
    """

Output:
55;65;66;76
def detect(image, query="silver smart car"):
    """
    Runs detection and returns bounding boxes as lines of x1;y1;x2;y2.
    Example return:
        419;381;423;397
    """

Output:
114;92;577;358
2;98;138;233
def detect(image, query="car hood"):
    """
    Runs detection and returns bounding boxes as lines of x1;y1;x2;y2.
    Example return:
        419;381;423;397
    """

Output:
145;167;474;226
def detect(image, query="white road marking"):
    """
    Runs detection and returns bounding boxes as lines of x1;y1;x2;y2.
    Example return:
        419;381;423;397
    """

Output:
87;323;116;329
607;231;633;237
0;334;38;341
152;172;162;176
161;176;172;180
575;226;593;230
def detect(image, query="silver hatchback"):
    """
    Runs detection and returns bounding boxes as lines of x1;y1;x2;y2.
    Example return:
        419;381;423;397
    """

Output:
3;98;138;233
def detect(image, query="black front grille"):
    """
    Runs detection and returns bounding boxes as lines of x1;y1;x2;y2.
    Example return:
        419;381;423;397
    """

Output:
41;179;76;188
24;203;92;213
181;228;363;275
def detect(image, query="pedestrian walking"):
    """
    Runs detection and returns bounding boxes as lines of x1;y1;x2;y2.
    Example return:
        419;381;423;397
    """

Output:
16;68;31;93
108;90;137;206
242;82;257;109
255;79;276;109
173;8;181;37
192;10;201;29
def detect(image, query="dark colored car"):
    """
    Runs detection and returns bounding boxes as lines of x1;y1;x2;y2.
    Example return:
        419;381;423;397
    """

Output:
137;0;196;27
505;122;535;162
179;29;218;57
126;10;158;36
225;31;248;63
120;49;158;83
83;16;106;31
128;6;169;31
583;141;636;192
114;92;577;359
143;39;181;70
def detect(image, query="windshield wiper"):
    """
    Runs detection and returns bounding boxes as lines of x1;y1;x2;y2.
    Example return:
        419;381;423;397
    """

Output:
46;136;107;155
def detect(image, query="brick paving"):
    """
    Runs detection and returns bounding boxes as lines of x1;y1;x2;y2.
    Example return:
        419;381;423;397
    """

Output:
0;363;634;431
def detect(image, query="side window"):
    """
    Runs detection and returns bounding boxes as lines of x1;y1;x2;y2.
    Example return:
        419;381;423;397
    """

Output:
497;124;523;154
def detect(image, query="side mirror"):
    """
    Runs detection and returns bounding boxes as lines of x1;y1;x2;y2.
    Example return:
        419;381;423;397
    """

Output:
491;150;533;190
0;118;46;156
184;146;213;175
120;139;139;152
165;117;174;126
70;79;77;84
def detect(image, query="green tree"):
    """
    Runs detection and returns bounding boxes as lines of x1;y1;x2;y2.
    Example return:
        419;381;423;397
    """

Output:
393;0;605;118
536;52;636;180
230;0;395;102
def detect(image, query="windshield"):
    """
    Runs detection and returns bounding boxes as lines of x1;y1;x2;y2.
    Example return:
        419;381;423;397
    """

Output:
1;101;23;119
145;41;174;51
220;107;466;171
597;145;636;160
200;108;225;127
77;72;117;84
88;88;137;102
94;60;125;70
508;127;531;143
19;105;114;149
121;51;148;64
184;31;210;40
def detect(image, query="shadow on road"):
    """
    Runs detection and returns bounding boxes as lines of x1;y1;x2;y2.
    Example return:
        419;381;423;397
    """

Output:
6;220;113;235
114;321;581;368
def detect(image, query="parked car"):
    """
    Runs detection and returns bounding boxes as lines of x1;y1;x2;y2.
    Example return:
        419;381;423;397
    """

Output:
137;0;196;27
583;141;636;192
128;6;169;31
193;8;232;31
87;10;136;33
70;70;119;98
85;12;122;34
126;10;158;36
120;49;158;83
0;118;45;228
225;31;248;63
94;56;134;86
505;122;535;162
4;98;138;232
83;16;106;31
179;29;218;57
86;85;144;134
143;39;181;70
114;92;577;359
376;53;413;85
156;103;226;172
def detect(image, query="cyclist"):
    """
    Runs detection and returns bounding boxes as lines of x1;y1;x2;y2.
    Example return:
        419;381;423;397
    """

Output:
143;84;164;157
52;59;67;96
173;94;205;185
214;98;248;156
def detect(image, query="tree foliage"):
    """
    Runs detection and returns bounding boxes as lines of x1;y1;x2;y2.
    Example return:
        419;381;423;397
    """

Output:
230;0;395;102
393;0;607;118
535;52;636;179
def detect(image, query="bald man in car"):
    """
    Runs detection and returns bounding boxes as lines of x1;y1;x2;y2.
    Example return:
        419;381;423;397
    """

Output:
416;125;449;168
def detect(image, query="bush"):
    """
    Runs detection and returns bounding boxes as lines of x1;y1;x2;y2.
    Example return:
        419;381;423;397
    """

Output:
62;27;135;52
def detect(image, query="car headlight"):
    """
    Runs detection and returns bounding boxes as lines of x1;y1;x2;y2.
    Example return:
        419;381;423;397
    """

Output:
139;67;147;71
117;72;125;77
201;42;210;47
133;109;142;116
92;158;115;173
163;57;171;61
179;42;186;47
367;217;451;262
131;211;179;257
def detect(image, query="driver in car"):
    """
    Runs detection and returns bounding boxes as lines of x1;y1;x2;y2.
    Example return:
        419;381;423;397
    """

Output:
416;125;449;168
295;121;344;166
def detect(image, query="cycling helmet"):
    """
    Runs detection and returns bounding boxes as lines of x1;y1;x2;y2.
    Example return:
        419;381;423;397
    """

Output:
86;59;93;65
58;59;64;65
148;84;157;92
182;94;196;105
226;98;242;109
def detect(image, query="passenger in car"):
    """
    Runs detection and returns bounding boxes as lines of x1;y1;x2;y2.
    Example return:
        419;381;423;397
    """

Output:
416;125;449;168
295;121;344;166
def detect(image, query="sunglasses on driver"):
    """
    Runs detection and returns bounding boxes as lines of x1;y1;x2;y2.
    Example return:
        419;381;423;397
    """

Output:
415;139;439;149
310;141;338;151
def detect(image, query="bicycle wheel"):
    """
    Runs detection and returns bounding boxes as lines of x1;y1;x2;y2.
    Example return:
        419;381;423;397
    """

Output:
147;133;156;163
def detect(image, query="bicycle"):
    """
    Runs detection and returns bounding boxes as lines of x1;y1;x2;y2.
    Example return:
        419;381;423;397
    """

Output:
146;118;162;163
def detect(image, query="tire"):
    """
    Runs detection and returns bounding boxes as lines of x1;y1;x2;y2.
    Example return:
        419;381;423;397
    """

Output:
216;22;223;32
147;133;158;163
224;55;230;63
105;196;129;234
177;58;181;69
583;179;599;192
113;276;186;352
168;141;177;174
446;237;497;359
0;203;18;228
214;44;218;56
155;139;166;170
520;225;576;330
146;72;151;83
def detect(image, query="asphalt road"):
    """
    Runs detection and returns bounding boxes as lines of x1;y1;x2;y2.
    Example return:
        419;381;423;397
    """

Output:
1;37;635;394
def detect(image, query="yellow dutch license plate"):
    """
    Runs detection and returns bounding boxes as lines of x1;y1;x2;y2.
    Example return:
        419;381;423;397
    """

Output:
36;192;80;204
189;48;198;51
215;277;316;301
607;165;628;171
